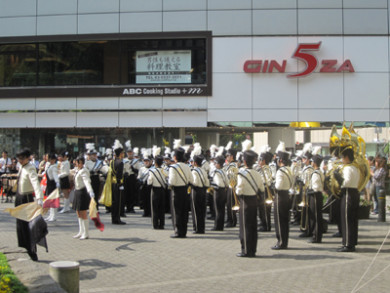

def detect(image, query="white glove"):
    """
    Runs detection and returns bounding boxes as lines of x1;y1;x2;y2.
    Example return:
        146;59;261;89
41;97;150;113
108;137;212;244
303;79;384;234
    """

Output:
56;182;61;189
89;192;95;199
37;199;43;206
119;186;124;191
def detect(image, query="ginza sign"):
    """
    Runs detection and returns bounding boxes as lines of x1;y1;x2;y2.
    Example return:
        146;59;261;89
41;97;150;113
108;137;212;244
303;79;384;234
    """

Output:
243;42;354;77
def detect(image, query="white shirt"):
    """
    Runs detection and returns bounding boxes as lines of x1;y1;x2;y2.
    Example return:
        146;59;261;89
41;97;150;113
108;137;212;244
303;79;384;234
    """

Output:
46;163;60;184
18;163;44;200
341;164;360;189
310;170;324;192
301;164;314;185
0;157;12;173
138;166;150;183
74;167;93;193
275;166;293;191
168;162;194;187
192;167;210;188
147;167;168;188
58;160;70;178
236;168;265;196
212;169;228;189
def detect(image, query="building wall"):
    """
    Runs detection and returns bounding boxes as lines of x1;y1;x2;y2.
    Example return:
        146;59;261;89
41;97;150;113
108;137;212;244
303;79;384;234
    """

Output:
1;0;390;127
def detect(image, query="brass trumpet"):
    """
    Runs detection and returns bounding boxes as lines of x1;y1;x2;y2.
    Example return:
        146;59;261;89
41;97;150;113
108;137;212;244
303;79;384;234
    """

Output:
265;185;274;205
231;187;240;211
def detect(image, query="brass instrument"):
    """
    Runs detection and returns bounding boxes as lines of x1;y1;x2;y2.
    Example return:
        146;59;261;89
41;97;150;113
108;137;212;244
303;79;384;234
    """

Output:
265;184;274;205
327;124;370;197
227;164;240;211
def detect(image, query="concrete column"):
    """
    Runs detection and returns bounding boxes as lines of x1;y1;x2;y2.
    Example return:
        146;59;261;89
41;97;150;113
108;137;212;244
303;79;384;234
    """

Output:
267;128;296;153
196;132;219;150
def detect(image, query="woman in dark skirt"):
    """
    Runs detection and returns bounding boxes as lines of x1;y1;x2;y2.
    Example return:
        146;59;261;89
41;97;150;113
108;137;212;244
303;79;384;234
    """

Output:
72;156;94;240
15;149;45;261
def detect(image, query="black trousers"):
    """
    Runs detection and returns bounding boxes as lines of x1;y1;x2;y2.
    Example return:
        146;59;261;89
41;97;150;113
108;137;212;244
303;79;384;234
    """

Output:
15;193;35;253
226;187;237;226
171;186;190;237
274;190;290;248
213;188;227;230
90;174;100;209
258;188;272;231
239;195;258;256
308;192;323;242
340;188;359;248
191;186;207;233
140;184;152;217
125;174;137;211
151;187;165;229
329;196;342;234
111;183;123;223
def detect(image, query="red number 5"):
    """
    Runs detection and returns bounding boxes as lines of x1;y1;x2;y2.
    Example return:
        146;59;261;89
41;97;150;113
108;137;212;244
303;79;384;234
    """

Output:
288;42;321;78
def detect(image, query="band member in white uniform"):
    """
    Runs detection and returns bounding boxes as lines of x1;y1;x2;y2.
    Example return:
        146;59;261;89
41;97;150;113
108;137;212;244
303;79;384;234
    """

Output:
15;149;45;261
211;155;228;231
73;156;94;240
272;151;293;250
45;153;60;222
58;151;71;213
168;146;194;238
307;154;325;243
236;150;264;257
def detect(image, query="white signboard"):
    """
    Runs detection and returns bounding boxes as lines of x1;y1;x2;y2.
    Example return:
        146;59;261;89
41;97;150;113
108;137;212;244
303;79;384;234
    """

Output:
136;50;191;84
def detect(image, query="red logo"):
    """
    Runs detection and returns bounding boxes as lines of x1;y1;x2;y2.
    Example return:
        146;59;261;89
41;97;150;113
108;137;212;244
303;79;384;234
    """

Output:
243;42;355;77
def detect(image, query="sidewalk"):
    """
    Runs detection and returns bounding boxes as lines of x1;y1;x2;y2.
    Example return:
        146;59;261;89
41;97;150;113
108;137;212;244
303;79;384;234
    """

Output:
1;201;390;293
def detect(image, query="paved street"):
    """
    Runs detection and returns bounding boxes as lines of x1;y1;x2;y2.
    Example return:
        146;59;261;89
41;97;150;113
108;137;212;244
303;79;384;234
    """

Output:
1;200;390;293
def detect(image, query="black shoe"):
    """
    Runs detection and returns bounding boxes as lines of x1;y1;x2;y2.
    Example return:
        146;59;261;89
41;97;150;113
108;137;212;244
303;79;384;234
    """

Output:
337;246;355;252
308;239;321;243
170;234;186;238
28;252;38;261
225;223;234;228
112;220;126;225
236;252;255;258
120;214;127;218
210;228;223;231
332;232;342;237
299;232;312;238
258;227;270;232
271;245;287;250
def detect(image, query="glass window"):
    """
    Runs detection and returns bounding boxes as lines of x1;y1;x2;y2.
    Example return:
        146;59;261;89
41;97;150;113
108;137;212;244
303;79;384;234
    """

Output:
0;43;37;86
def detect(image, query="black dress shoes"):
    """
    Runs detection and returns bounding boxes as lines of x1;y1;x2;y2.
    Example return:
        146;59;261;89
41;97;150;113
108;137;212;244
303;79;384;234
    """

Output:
299;232;312;238
307;239;321;243
120;213;127;218
225;223;234;228
236;252;255;258
337;246;355;252
112;220;126;225
271;245;287;250
170;234;186;238
332;232;342;237
28;251;38;261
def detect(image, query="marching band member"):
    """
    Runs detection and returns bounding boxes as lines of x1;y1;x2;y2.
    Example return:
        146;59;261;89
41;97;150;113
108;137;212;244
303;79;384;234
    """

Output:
111;140;126;225
72;156;94;240
272;143;293;250
168;140;194;238
257;148;274;232
138;149;152;217
147;149;168;229
124;142;141;213
298;144;314;237
236;147;264;258
191;150;210;234
58;151;71;213
308;154;325;243
85;144;103;211
335;148;360;252
15;149;44;261
210;155;228;231
45;153;60;222
224;142;238;228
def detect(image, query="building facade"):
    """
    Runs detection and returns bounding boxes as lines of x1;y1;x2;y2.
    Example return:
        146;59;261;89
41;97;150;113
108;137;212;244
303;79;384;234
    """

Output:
1;0;390;155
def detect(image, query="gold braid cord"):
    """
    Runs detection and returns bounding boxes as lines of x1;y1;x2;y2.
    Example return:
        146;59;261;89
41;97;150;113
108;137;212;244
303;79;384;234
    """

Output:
328;124;370;195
